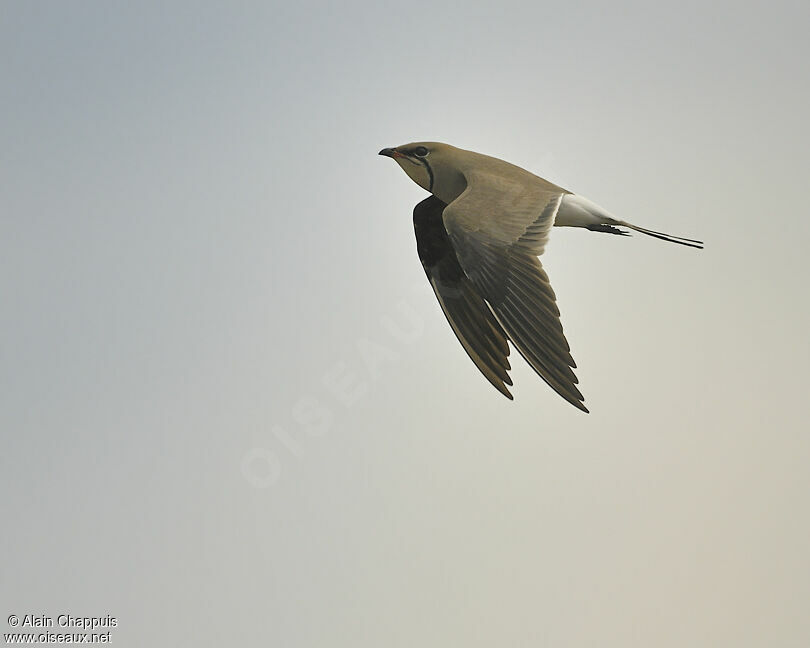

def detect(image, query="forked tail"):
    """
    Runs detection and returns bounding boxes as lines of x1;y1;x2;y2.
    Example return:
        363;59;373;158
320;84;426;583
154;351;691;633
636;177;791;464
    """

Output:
614;221;704;249
559;194;704;249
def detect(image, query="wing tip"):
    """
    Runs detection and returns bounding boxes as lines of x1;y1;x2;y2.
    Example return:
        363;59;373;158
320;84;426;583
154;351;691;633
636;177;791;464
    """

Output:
497;383;514;400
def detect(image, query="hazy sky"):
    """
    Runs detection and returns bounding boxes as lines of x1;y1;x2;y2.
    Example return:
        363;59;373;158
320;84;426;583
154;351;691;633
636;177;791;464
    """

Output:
2;1;809;646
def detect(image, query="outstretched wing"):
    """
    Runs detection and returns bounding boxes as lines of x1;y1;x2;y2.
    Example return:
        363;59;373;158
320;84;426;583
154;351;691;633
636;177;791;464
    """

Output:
413;196;514;399
443;169;588;412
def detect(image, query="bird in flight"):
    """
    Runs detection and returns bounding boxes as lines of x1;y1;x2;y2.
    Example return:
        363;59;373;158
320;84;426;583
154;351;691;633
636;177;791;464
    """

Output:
379;142;702;413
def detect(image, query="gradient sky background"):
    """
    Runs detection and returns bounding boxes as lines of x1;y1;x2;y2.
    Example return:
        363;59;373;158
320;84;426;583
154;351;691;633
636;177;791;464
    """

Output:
2;1;809;646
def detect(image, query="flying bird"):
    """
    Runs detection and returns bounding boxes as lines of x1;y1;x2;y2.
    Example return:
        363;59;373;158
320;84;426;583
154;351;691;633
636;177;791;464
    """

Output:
379;142;702;412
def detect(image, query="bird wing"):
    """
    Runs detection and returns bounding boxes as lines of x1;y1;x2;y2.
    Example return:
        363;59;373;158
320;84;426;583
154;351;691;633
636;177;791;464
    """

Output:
442;168;588;412
413;196;514;399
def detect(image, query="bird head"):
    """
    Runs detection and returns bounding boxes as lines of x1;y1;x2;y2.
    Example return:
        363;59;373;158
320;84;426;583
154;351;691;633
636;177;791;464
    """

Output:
379;142;467;203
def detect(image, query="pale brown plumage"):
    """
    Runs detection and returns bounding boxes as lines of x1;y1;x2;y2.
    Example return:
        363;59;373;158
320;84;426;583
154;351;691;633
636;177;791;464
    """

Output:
380;142;702;412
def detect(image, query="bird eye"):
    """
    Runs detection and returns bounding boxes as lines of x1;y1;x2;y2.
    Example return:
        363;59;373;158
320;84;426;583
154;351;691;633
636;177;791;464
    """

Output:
414;146;428;157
